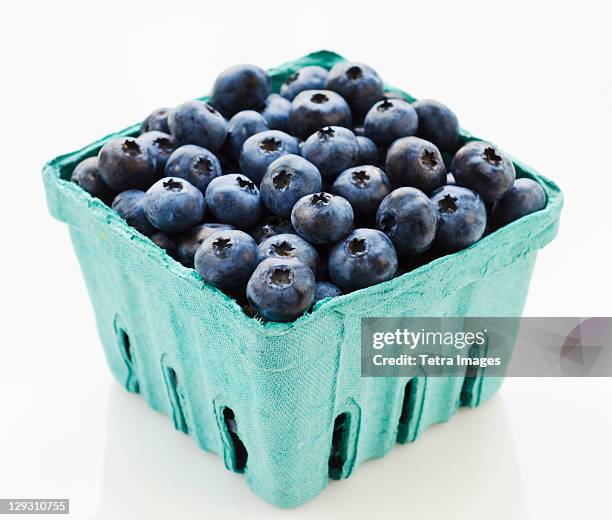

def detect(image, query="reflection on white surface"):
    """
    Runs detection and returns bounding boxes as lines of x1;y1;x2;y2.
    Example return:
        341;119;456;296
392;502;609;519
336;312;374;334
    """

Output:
92;384;525;519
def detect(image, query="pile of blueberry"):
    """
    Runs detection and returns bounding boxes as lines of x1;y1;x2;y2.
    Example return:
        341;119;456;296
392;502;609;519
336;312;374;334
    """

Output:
71;60;547;322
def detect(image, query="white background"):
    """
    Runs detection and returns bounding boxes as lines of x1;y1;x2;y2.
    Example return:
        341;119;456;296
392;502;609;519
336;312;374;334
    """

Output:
1;1;611;518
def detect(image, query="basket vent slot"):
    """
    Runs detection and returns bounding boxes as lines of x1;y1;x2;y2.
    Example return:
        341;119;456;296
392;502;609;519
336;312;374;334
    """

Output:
114;317;139;393
329;412;349;480
460;341;487;407
162;365;188;434
222;407;248;473
396;378;417;444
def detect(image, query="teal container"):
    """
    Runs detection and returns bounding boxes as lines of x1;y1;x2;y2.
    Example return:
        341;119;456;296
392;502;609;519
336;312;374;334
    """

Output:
43;51;563;508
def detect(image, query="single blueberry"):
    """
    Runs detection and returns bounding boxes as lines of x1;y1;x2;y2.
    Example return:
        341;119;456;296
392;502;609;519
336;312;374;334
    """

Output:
364;98;419;146
313;281;343;304
413;99;460;152
249;215;295;244
111;190;157;236
177;222;235;268
223;110;269;162
301;126;358;180
451;141;516;203
150;231;179;259
257;233;318;272
288;90;352;140
281;66;329;101
355;135;379;165
194;230;258;290
492;178;547;226
325;61;384;117
98;137;157;191
140;107;171;134
430;185;487;252
205;174;264;229
139;131;178;178
246;258;315;322
71;156;117;205
238;130;300;184
328;228;398;291
211;64;271;117
332;165;391;221
291;192;354;245
259;94;291;132
385;136;447;193
164;144;222;193
376;187;438;257
143;177;205;233
168;100;227;152
260;154;322;217
446;172;456;185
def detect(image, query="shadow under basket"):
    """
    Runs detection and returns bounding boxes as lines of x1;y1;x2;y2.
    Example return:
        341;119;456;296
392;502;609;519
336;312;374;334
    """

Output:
42;50;563;508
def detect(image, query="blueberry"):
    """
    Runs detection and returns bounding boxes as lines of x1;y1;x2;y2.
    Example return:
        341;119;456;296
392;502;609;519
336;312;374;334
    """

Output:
385;136;446;193
140;107;171;134
143;177;205;233
71;156;116;205
451;141;516;203
446;172;456;185
355;135;378;164
325;61;384;117
238;130;300;184
205;174;263;229
257;233;318;272
150;231;178;259
280;66;328;101
211;64;270;117
364;98;419;146
430;185;487;252
177;222;235;267
195;230;258;290
259;94;291;132
168;100;227;152
301;126;358;180
328;228;398;291
164;144;221;193
246;258;315;322
291;192;353;245
376;187;438;256
98;137;156;191
249;216;294;244
313;281;342;304
139;131;178;177
288;90;352;140
492;178;547;226
260;154;322;217
332;165;391;221
111;190;157;236
413;99;459;152
223;110;269;162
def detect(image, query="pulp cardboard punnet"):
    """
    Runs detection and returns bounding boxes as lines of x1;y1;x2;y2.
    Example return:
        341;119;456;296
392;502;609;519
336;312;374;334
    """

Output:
43;50;563;508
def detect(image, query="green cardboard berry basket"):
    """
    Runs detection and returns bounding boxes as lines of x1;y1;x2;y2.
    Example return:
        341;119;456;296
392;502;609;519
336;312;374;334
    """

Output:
43;50;563;508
